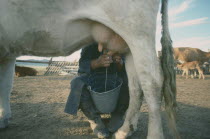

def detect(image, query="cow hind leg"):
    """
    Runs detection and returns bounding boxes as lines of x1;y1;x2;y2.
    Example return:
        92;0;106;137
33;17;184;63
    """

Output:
143;82;163;139
114;52;143;139
0;58;15;128
199;71;205;80
129;39;164;139
197;68;205;79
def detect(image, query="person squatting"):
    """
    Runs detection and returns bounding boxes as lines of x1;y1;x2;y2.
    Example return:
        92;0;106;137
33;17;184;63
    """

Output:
64;42;129;138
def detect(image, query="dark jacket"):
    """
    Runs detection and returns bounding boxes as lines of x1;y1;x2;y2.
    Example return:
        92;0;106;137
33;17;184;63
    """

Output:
78;42;126;75
64;43;128;115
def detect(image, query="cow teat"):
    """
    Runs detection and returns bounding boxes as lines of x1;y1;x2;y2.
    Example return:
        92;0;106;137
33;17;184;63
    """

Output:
92;22;128;54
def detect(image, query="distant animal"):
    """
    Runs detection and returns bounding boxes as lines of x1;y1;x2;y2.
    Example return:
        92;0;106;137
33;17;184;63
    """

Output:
0;0;179;139
177;61;205;79
174;47;210;63
202;62;210;74
15;65;38;77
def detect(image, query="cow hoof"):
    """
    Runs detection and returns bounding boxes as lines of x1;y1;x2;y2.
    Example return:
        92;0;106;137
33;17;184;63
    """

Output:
0;118;9;128
96;129;110;139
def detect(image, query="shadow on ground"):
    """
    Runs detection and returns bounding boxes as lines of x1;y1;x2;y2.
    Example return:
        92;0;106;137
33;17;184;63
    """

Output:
0;101;209;139
129;102;210;139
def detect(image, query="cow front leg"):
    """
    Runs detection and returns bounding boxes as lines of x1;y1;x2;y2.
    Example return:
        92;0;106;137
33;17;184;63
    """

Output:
114;52;143;139
181;69;186;77
0;58;15;128
185;70;189;79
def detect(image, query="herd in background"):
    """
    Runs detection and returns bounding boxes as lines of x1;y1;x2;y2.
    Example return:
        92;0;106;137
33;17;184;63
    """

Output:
176;61;205;79
173;47;210;79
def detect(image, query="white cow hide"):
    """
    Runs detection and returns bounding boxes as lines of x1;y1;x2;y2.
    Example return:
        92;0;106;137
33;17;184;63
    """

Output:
0;0;178;139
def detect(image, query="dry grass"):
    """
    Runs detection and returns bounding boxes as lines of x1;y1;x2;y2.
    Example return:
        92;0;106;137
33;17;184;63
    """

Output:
0;74;210;139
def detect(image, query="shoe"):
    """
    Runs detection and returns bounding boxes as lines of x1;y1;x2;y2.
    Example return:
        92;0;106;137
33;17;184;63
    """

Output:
89;117;110;138
107;112;124;133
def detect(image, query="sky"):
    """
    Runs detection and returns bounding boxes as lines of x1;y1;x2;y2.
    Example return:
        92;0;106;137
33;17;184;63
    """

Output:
17;0;210;62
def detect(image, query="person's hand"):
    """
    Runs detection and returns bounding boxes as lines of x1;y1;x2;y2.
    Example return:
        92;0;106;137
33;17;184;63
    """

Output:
97;54;113;67
112;53;123;71
112;53;123;64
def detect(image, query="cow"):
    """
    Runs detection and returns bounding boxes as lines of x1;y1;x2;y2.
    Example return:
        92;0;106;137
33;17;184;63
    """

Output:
177;61;205;80
174;47;210;63
0;0;179;139
15;65;38;77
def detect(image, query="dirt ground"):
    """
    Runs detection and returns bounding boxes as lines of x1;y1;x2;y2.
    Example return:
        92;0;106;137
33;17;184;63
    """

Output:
0;73;210;139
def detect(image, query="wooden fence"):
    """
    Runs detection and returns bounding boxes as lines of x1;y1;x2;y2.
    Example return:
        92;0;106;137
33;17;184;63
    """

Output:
16;60;79;76
44;61;79;76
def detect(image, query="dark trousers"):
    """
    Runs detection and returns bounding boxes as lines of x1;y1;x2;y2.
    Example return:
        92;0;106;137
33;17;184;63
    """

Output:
64;73;129;120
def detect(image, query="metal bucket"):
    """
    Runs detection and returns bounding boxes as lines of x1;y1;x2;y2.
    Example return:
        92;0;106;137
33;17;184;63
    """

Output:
87;73;123;113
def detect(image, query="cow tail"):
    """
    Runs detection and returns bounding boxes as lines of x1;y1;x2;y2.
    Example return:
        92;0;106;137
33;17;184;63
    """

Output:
160;0;180;138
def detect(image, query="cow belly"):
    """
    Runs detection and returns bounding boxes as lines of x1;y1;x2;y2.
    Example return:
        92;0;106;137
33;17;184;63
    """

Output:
0;30;93;58
0;0;160;59
0;20;94;58
0;0;96;58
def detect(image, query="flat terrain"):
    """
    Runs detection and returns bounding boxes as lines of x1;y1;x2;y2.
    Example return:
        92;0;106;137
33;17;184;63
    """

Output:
0;74;210;139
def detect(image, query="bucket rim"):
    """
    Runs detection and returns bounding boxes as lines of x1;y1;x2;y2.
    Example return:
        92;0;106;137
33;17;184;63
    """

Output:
88;78;123;95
